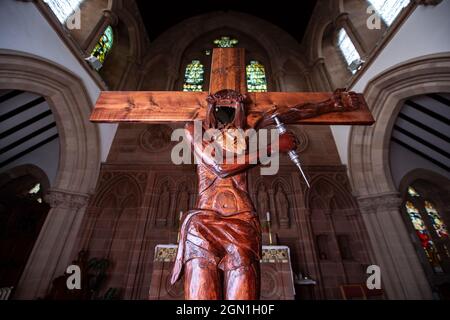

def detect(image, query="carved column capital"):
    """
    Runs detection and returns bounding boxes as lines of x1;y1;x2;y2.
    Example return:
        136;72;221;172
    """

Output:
357;193;402;213
44;189;90;209
334;12;350;29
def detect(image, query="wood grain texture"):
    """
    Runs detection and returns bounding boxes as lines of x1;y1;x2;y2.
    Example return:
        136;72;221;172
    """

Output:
209;48;246;94
90;91;208;123
91;91;374;125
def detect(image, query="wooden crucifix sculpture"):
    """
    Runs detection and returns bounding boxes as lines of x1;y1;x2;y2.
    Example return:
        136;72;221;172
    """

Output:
90;48;374;300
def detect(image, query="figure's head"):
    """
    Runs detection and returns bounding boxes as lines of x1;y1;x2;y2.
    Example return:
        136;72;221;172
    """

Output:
205;89;247;129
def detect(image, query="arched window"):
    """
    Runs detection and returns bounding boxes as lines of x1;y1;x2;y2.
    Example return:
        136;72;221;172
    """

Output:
337;28;362;74
404;186;449;273
43;0;84;23
90;25;114;70
183;60;205;92
213;36;239;48
246;61;268;92
368;0;411;26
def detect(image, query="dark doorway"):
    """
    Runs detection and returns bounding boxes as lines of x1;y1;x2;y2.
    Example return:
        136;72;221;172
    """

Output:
0;166;50;296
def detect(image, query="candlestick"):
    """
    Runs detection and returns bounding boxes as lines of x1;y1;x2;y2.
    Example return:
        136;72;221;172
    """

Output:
177;211;183;243
266;211;273;245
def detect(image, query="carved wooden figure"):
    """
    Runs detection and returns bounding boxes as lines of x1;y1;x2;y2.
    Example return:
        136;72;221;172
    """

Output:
90;48;374;300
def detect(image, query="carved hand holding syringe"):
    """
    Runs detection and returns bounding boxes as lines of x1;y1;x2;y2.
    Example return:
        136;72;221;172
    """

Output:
256;89;361;188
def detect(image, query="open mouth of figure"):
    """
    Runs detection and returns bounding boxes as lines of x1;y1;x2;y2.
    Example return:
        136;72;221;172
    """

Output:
214;106;236;126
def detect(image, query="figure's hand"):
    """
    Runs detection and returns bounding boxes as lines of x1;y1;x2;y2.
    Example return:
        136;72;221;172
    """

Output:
278;132;297;153
332;89;360;112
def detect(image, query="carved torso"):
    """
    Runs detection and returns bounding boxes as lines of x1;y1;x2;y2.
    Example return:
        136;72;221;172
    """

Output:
196;163;255;216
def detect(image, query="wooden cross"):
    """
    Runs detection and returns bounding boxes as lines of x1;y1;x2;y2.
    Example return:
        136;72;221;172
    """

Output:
90;47;373;127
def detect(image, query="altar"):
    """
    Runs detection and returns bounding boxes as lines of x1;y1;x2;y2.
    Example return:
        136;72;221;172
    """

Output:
148;245;296;300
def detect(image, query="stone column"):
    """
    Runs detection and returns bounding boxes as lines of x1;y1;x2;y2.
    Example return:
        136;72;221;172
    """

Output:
273;69;286;92
358;193;433;299
14;189;90;299
166;67;180;91
312;58;333;91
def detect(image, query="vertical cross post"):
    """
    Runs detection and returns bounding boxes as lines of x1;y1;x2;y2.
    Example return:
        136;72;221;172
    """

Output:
209;48;247;94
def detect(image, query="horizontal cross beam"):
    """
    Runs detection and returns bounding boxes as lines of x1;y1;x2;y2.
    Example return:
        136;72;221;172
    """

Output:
90;91;374;125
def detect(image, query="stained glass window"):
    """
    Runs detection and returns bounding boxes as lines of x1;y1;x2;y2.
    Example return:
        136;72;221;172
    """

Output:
43;0;84;23
214;36;239;48
337;28;361;74
368;0;411;26
183;60;204;92
405;201;441;270
91;26;114;69
425;201;449;239
246;61;268;92
404;185;450;273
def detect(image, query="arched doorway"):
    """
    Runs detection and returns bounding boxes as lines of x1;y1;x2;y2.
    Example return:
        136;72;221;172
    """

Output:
0;49;101;299
0;165;50;295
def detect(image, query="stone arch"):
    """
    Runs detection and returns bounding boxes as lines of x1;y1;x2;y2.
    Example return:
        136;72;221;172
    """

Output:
306;175;356;211
347;53;450;300
141;11;306;92
348;53;450;197
94;174;142;209
154;176;175;192
0;49;101;299
0;49;100;197
173;26;274;91
307;176;335;210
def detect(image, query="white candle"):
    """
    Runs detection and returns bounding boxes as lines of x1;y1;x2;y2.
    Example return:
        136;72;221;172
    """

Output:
266;211;271;222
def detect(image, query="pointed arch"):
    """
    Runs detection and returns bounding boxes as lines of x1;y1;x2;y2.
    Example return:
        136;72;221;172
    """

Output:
349;53;450;197
94;174;142;209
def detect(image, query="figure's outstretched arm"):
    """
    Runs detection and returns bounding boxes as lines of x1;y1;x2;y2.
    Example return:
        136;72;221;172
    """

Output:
184;123;296;178
255;89;360;129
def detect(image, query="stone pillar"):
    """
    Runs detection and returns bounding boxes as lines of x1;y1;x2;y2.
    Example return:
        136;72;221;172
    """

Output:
14;189;90;299
166;67;179;91
357;193;433;299
312;58;333;91
273;69;286;92
116;56;138;90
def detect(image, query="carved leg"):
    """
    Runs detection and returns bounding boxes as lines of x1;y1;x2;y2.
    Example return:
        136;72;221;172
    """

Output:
184;258;222;300
224;262;260;300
